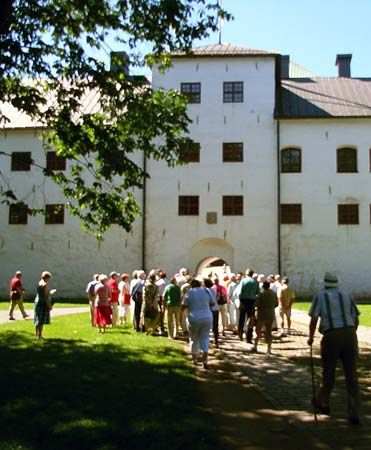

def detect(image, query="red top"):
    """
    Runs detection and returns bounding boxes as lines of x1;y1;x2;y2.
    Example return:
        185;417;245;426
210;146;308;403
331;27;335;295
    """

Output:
213;284;228;302
10;277;22;293
107;278;119;303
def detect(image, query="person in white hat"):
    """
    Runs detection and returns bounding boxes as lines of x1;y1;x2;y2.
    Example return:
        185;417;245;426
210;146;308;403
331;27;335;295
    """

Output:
307;272;361;425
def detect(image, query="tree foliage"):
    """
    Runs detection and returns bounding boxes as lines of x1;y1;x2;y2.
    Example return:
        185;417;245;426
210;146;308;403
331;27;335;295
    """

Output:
0;0;231;237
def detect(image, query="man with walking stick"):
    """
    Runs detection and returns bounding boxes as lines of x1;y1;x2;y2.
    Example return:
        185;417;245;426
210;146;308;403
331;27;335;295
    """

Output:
307;272;361;425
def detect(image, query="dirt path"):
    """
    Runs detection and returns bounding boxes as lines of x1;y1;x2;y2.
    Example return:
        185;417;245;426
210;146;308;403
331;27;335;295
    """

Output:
0;306;89;324
194;354;322;450
188;320;370;450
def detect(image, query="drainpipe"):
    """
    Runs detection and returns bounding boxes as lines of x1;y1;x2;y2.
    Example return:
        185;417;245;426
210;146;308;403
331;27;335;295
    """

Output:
142;152;147;272
276;119;282;274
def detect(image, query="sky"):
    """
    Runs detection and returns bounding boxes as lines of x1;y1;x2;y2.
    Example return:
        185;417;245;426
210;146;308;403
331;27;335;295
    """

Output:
195;0;371;77
104;0;371;78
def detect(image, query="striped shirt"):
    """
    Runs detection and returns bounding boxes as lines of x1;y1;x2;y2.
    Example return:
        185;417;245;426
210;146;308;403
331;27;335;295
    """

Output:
309;288;360;333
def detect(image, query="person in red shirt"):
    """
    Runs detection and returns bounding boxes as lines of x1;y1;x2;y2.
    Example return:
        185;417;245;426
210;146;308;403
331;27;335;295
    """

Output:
107;271;119;327
9;270;29;320
212;278;229;337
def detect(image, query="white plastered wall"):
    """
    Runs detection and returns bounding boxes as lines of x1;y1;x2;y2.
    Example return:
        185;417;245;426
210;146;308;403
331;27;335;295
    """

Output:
280;118;371;297
0;129;143;297
149;56;279;276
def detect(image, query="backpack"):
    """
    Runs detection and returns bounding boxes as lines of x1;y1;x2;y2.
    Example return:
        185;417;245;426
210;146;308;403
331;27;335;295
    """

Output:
217;290;227;305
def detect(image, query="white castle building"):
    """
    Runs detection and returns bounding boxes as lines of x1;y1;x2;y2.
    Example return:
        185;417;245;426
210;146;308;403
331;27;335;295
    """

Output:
1;44;371;297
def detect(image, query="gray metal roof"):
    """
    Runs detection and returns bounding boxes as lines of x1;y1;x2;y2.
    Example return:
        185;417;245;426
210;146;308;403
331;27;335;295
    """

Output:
288;61;318;78
172;43;278;57
0;82;102;129
279;77;371;118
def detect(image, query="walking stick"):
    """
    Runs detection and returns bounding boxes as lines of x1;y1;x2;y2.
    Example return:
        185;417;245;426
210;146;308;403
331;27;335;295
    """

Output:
309;344;318;423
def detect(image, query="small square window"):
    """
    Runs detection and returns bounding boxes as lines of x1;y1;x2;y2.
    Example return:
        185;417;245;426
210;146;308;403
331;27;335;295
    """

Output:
223;143;243;162
338;204;359;225
180;141;200;163
181;83;201;104
46;151;66;171
9;203;28;225
178;196;199;216
11;152;32;171
281;204;302;224
223;82;243;103
223;196;243;216
337;148;357;173
45;204;65;224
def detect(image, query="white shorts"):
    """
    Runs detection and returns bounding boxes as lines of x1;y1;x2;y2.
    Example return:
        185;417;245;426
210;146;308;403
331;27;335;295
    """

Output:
279;307;291;319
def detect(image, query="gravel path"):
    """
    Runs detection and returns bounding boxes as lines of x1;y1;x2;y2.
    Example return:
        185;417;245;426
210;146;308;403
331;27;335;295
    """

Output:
191;310;370;450
0;306;89;324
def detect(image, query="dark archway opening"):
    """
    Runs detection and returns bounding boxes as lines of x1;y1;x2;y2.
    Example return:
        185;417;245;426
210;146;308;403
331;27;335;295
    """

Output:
196;256;230;277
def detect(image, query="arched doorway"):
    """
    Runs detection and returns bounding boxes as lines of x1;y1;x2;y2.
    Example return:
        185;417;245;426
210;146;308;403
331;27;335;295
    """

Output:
196;255;231;279
190;238;234;277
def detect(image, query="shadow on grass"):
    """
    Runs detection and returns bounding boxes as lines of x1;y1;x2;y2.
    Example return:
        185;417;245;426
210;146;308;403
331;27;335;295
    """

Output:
3;322;369;450
0;330;221;450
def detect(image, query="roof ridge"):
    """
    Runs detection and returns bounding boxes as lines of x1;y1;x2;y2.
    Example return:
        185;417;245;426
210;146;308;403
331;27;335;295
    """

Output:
283;77;371;81
171;43;278;57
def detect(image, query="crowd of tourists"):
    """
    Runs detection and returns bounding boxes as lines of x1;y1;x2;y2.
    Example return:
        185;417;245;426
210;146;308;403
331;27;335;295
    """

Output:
84;266;363;425
6;266;361;425
84;267;296;361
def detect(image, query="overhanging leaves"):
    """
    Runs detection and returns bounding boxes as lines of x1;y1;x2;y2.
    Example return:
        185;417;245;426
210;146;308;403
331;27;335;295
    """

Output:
0;0;232;237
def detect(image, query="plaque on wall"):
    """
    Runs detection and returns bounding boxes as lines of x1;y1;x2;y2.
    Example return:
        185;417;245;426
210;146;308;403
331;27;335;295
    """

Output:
206;212;217;224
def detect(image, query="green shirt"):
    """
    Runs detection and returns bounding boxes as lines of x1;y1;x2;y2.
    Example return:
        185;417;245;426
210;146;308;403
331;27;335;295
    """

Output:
239;276;259;300
164;283;181;307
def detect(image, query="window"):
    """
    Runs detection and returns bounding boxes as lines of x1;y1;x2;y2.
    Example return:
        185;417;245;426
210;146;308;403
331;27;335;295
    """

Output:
281;148;301;173
178;196;199;215
180;83;201;104
337;147;357;173
46;151;66;171
180;141;200;163
11;152;32;171
223;82;243;103
223;196;243;216
45;204;65;224
223;143;243;162
280;204;302;224
9;203;28;225
338;204;359;225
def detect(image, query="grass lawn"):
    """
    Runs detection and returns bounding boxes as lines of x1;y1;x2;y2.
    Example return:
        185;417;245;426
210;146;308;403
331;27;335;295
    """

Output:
294;302;371;327
0;313;221;450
